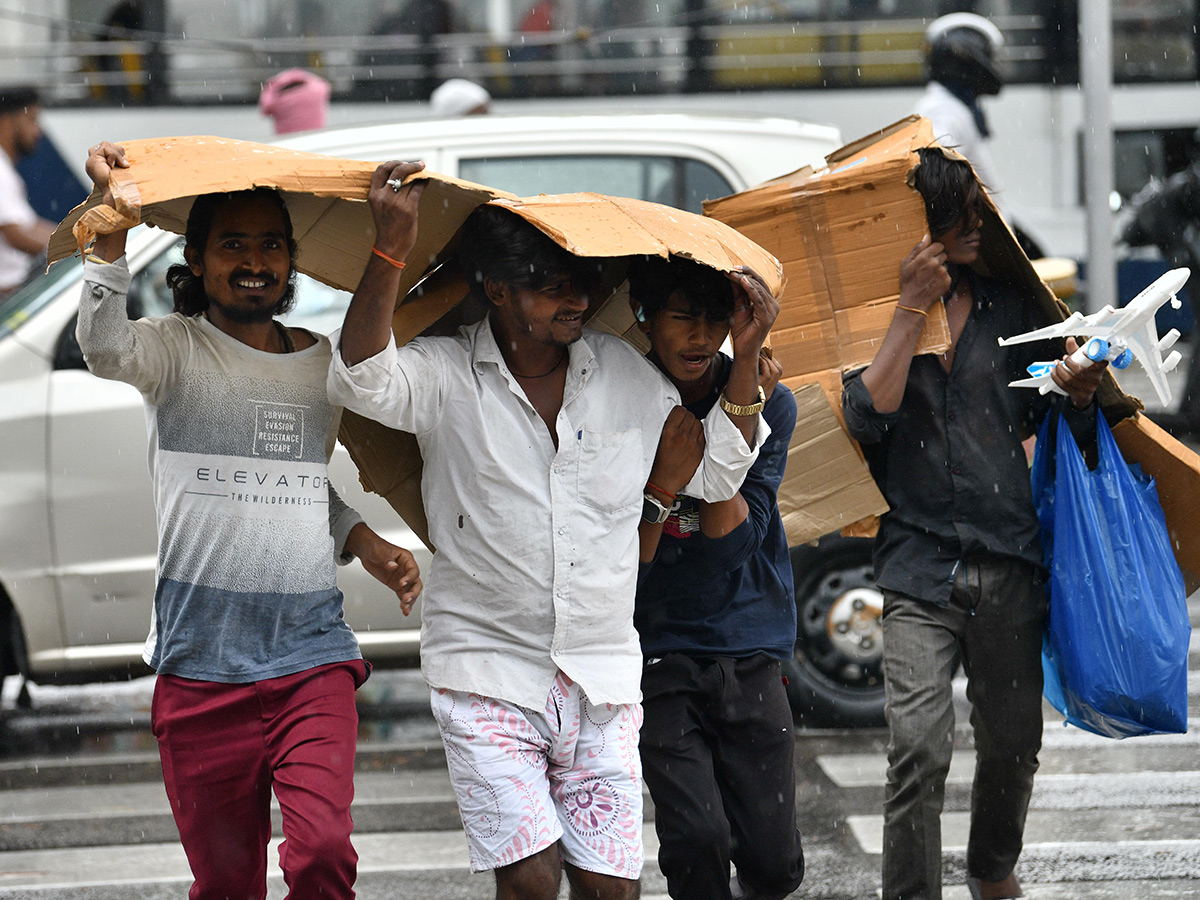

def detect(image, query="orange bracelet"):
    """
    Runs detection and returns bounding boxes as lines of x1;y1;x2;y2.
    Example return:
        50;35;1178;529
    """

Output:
372;246;407;270
645;481;677;502
895;304;927;317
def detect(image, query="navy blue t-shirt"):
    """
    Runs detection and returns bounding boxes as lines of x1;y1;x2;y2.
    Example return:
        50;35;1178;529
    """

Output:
635;355;798;660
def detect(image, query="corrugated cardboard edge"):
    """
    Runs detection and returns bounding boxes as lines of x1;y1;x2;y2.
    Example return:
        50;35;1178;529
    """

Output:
1112;413;1200;591
709;116;1143;548
781;384;889;546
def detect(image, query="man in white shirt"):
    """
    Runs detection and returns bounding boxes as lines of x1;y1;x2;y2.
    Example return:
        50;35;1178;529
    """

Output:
328;162;778;900
0;86;54;295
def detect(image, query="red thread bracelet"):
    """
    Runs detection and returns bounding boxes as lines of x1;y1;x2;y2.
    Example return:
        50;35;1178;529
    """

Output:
372;246;407;270
646;481;676;501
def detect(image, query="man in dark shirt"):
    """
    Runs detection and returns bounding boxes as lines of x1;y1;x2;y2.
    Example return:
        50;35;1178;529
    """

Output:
630;256;805;900
842;149;1105;900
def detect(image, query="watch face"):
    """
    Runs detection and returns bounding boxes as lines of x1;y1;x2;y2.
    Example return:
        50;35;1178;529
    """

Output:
642;494;670;524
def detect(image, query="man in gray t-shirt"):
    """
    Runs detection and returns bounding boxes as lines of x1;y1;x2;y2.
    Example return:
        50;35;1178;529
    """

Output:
76;141;422;900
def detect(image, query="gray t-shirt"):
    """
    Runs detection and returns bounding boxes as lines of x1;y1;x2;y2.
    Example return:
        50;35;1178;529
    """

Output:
77;258;363;682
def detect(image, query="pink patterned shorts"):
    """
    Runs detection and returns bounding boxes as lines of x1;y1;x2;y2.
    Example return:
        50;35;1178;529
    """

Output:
430;671;644;879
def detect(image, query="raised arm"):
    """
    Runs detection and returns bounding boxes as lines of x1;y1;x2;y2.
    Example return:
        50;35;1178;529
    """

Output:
858;235;950;413
338;160;426;367
75;142;183;398
84;141;132;262
699;351;783;538
722;266;781;445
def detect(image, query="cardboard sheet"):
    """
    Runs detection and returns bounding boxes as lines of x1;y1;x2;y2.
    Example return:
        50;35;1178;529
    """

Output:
1112;413;1200;590
47;136;516;305
780;384;889;545
47;136;784;550
703;116;1144;548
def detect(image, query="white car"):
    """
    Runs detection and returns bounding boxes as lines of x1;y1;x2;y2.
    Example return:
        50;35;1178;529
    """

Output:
1;113;884;726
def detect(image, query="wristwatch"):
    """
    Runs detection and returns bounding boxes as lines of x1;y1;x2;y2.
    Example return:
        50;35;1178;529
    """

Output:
641;491;672;524
719;385;766;417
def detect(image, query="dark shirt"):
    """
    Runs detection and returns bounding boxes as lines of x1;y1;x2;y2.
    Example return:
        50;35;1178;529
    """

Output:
636;354;798;659
842;272;1094;606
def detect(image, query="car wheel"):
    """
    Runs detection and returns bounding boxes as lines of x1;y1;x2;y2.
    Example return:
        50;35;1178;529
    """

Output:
784;535;886;728
0;596;32;708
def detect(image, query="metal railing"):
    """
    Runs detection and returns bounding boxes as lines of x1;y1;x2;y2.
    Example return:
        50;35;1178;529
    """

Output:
1;11;1192;108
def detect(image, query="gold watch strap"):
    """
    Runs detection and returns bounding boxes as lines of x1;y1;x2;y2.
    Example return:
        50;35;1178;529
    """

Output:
718;385;766;417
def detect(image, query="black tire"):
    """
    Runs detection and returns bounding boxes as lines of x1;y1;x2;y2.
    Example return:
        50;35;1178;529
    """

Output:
784;534;886;728
0;594;32;717
0;595;24;680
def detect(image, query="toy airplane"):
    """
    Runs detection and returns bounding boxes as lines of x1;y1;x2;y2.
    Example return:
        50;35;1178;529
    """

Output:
999;267;1191;407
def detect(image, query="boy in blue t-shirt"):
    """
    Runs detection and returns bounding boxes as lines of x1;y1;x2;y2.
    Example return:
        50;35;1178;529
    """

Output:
629;256;805;900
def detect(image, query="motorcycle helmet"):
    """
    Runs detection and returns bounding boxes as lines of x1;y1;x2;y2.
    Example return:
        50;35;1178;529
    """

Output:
926;12;1004;96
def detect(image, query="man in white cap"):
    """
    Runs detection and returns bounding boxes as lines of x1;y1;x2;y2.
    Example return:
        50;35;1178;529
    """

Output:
430;78;491;117
913;12;1004;196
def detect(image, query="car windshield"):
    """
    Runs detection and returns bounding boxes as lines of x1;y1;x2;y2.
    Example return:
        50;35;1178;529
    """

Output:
459;154;735;214
0;259;83;341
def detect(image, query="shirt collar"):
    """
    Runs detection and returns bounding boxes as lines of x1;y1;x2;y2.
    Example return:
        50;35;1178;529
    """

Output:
471;315;598;384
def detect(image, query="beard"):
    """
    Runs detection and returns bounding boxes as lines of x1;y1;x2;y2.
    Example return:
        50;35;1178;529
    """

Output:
210;300;285;324
207;272;297;323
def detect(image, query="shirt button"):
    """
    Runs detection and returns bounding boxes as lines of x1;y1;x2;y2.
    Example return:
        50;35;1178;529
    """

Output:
557;527;565;535
948;412;957;421
953;466;962;475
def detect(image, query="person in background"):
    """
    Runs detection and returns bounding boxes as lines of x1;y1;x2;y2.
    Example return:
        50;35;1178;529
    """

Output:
429;78;491;117
259;68;332;135
842;148;1106;900
76;140;422;900
0;86;54;297
95;0;146;103
913;12;1004;197
628;255;805;900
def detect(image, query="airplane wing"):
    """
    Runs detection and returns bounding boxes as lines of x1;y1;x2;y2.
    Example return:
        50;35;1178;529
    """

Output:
1122;318;1176;407
1008;370;1066;396
997;307;1126;347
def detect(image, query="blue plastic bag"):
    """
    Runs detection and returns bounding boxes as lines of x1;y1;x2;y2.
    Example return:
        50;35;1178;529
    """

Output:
1030;409;1190;738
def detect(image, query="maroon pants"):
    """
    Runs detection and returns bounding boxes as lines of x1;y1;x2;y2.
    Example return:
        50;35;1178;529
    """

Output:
152;661;365;900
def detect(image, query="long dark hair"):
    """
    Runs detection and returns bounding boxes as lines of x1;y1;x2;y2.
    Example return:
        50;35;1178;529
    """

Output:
912;148;986;236
164;188;299;317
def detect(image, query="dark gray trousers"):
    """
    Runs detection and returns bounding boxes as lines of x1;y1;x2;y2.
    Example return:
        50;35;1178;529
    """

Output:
880;555;1046;900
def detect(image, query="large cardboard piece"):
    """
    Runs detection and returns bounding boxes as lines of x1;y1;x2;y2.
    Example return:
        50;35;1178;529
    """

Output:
1112;414;1200;590
48;137;784;550
48;136;514;306
704;117;952;396
703;116;1145;548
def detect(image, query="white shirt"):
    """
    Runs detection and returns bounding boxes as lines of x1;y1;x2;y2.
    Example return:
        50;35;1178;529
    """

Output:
327;319;765;708
914;81;1001;199
0;149;38;291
